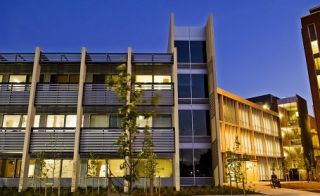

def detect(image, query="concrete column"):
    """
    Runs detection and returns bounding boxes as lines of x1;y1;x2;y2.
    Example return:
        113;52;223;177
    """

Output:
206;14;223;186
124;47;132;193
71;47;87;192
19;47;41;192
172;48;180;191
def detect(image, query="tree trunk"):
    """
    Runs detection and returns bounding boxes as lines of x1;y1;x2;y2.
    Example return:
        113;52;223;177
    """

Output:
150;177;154;196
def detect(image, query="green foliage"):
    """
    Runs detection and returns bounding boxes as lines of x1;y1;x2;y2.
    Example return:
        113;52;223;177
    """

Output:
87;152;99;177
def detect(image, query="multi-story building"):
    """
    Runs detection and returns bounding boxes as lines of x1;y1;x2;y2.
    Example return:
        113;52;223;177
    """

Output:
217;88;282;182
0;14;223;191
249;94;318;180
301;6;320;144
278;96;315;180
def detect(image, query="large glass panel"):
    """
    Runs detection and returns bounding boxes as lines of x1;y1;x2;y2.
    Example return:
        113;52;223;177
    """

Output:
9;75;27;91
175;41;190;63
190;41;207;63
69;75;79;83
108;159;124;177
156;159;172;177
0;159;15;177
46;115;65;127
154;75;172;90
0;75;3;82
315;57;320;70
180;149;193;177
153;115;171;127
193;110;210;136
28;160;35;178
109;115;121;128
43;160;61;178
87;159;106;177
178;74;191;98
65;115;77;127
311;41;319;54
61;160;73;178
21;115;40;128
3;115;20;127
15;160;22;177
192;74;208;98
179;110;192;135
308;24;317;41
90;115;109;127
136;115;152;128
136;75;152;90
194;149;212;177
50;75;69;83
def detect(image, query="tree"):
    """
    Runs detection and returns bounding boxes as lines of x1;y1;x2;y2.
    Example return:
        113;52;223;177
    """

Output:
225;136;249;195
107;64;158;194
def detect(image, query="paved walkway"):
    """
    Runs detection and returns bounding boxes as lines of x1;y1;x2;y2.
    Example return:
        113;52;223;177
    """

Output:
252;182;319;196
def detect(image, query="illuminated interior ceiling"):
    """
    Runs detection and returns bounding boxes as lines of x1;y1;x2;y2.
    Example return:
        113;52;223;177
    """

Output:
278;102;297;111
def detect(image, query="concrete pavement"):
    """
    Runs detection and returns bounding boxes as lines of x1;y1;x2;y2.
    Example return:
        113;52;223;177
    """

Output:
252;182;319;196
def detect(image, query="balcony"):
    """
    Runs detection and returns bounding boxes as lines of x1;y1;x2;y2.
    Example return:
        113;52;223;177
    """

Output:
0;53;35;63
0;128;25;152
29;128;75;153
40;53;82;64
80;127;175;153
0;83;30;105
132;53;173;64
83;83;124;106
35;83;79;105
86;53;127;63
133;83;174;106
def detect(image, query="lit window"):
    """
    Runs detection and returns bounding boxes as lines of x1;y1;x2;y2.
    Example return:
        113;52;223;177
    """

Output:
3;115;20;127
61;160;73;178
21;115;40;128
9;75;27;91
108;159;124;177
42;160;60;178
136;115;152;128
87;159;106;177
311;40;319;54
90;115;109;127
154;75;172;90
28;160;35;178
315;57;320;70
0;75;2;82
136;75;152;90
46;115;65;127
65;115;77;127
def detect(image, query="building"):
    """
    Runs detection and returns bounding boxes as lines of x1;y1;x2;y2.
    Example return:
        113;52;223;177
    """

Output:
301;6;320;144
278;96;315;180
217;89;282;182
0;15;223;191
249;94;319;180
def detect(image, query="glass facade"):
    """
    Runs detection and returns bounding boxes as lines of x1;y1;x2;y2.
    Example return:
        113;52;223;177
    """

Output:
180;149;212;177
178;74;208;98
175;41;207;63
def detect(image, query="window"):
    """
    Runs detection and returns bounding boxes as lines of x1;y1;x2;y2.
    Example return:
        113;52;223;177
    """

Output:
136;75;152;90
154;75;172;90
2;115;39;128
46;115;65;127
190;41;207;63
137;159;173;177
308;24;319;54
9;75;27;91
153;115;171;127
194;149;212;177
61;160;73;178
315;58;320;70
65;115;77;127
0;159;16;177
136;115;152;128
90;115;109;127
0;75;2;82
175;41;190;63
180;149;193;177
108;159;124;177
179;110;192;135
50;74;79;83
192;74;208;98
87;159;106;177
193;110;210;136
178;74;191;98
109;115;121;128
92;75;118;84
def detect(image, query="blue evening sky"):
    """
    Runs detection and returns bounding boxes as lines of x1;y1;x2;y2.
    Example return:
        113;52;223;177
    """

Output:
0;0;319;113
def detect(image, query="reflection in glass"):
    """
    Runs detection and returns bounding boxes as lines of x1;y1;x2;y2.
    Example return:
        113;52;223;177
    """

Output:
179;111;192;135
178;74;191;98
180;149;193;177
193;110;211;136
192;74;208;98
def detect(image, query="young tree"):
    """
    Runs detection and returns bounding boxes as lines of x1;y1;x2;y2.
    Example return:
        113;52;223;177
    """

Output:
107;64;158;194
225;136;249;195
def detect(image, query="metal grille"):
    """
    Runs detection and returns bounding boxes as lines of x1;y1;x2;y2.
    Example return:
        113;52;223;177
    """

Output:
35;83;79;105
86;53;127;63
0;128;25;152
83;83;124;106
30;128;75;153
132;53;173;64
0;53;35;63
0;83;30;105
80;128;175;153
132;83;174;106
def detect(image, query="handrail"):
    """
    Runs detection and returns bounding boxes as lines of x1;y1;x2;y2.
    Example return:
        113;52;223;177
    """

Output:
0;53;35;63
